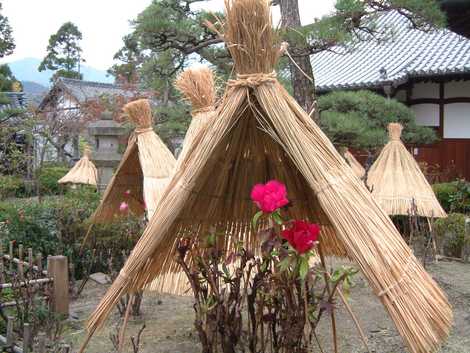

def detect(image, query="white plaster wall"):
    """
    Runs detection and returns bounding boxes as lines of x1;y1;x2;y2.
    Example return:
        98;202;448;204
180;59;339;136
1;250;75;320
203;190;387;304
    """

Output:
411;104;440;126
445;81;470;98
411;82;439;99
444;103;470;138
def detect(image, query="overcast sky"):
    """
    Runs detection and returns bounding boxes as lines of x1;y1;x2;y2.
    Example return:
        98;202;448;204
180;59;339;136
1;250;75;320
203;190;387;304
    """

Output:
1;0;335;70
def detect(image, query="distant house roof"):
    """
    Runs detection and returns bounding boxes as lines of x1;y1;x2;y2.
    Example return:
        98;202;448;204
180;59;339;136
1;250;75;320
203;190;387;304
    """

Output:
0;92;27;113
311;10;470;92
38;77;136;110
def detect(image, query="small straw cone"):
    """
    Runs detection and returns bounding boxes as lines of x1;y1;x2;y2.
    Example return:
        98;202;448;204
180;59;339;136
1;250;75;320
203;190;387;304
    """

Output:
81;2;452;353
58;146;97;186
342;147;365;179
367;123;446;218
174;66;217;165
146;66;217;293
88;99;176;225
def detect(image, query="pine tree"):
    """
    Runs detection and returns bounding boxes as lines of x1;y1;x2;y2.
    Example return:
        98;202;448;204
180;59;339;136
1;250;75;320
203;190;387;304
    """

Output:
39;22;84;80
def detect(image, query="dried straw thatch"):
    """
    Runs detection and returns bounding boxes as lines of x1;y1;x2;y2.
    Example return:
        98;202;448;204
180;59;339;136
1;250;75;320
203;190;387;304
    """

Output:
342;147;365;179
367;123;446;218
146;66;218;293
174;66;217;165
58;147;97;186
90;99;176;222
81;2;452;353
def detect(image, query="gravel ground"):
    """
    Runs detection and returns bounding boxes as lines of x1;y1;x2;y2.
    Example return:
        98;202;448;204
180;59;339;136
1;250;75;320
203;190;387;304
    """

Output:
65;260;470;353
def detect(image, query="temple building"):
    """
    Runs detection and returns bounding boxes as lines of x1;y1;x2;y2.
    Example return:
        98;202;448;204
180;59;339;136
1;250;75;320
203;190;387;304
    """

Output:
311;10;470;180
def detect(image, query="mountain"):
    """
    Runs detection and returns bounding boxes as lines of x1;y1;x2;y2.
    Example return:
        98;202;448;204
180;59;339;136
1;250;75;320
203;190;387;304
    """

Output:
5;58;114;87
22;80;47;95
21;81;48;106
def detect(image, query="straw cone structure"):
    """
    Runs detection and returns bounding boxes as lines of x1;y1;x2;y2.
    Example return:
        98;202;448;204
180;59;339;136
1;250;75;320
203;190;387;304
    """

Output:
146;66;218;293
342;147;365;179
90;99;176;223
81;2;452;353
174;66;217;165
58;147;97;186
367;123;446;218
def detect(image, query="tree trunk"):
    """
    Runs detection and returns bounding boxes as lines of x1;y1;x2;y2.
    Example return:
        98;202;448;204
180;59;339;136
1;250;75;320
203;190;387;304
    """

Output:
276;0;317;114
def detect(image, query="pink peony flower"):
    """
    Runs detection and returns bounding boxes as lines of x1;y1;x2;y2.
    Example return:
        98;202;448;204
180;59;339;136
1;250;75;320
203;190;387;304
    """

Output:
250;180;289;213
281;220;320;254
119;201;129;213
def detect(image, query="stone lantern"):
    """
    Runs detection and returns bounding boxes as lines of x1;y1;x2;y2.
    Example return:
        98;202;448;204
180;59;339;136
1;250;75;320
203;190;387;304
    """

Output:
88;110;125;192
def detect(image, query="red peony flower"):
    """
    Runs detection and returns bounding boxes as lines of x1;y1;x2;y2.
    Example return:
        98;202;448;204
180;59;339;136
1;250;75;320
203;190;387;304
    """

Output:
250;180;289;213
119;201;129;213
281;220;320;254
124;189;131;197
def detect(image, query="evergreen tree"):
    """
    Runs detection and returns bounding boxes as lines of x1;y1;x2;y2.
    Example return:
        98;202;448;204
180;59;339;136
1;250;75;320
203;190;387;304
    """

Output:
317;90;437;153
0;2;14;58
39;22;84;80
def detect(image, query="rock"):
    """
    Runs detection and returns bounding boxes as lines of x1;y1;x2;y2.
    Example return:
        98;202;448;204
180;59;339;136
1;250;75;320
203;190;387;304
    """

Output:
89;272;111;285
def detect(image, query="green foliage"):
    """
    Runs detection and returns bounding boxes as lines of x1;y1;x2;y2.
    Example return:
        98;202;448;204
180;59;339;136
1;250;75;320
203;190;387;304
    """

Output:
433;182;458;212
0;3;15;58
0;64;20;91
0;174;23;199
434;213;467;257
36;164;69;195
39;22;84;80
0;187;144;279
318;90;437;151
433;180;470;214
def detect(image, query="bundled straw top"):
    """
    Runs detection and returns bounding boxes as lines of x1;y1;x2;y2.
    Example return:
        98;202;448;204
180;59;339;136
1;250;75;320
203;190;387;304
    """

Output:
81;2;452;353
58;146;98;186
367;123;446;218
174;66;217;165
88;99;176;223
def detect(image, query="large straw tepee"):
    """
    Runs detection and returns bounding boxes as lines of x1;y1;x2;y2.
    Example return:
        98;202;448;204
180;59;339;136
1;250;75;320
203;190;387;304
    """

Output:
82;2;452;353
174;66;217;164
90;99;176;223
58;147;97;186
367;123;446;218
145;66;218;294
342;147;365;179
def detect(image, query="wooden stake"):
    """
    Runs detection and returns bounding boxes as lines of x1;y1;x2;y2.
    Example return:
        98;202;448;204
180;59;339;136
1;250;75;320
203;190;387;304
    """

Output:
47;256;69;316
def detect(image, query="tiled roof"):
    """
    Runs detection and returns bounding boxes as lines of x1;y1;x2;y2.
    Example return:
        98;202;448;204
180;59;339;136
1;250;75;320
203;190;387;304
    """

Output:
311;10;470;92
0;92;27;112
57;77;134;103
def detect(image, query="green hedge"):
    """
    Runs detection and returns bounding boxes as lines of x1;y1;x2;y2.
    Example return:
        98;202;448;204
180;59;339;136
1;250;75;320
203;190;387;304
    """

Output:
37;165;69;195
0;186;144;279
0;175;24;200
433;180;470;214
434;213;468;258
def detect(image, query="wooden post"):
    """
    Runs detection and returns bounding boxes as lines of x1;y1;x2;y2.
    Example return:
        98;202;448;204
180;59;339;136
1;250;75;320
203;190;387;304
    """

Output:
463;217;470;263
18;244;23;261
37;253;43;272
6;316;14;346
47;256;69;316
28;248;33;269
18;262;24;281
9;241;13;271
23;323;31;353
37;333;46;353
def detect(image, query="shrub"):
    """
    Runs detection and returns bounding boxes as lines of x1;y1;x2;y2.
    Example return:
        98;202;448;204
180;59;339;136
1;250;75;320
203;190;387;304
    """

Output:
433;180;470;214
433;182;458;212
0;187;144;279
36;164;69;195
0;174;23;199
434;213;468;258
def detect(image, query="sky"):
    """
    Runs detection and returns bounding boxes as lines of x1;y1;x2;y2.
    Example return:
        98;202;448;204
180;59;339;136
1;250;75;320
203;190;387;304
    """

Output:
1;0;336;71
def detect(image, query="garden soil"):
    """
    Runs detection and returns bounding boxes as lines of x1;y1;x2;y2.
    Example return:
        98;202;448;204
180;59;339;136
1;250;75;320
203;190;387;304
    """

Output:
66;260;470;353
